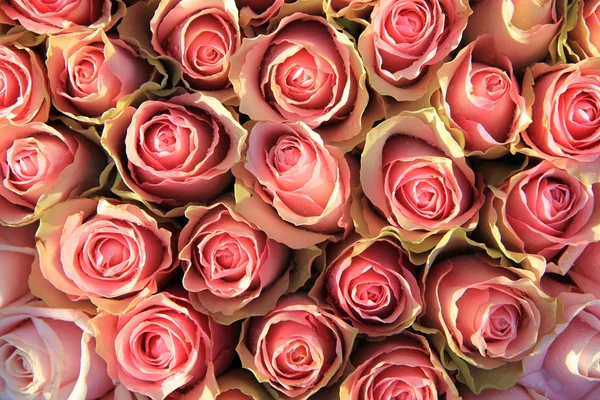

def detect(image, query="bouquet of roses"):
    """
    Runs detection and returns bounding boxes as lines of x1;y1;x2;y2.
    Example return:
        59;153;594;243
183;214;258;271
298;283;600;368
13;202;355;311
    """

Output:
1;0;599;398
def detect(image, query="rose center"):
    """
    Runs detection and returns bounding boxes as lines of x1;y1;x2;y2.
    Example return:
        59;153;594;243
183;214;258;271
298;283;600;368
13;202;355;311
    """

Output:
486;305;518;340
93;237;131;277
198;45;224;65
153;130;177;153
0;66;19;107
285;340;312;366
141;333;172;367
286;66;315;90
215;247;236;270
471;69;509;102
572;95;600;125
8;147;39;181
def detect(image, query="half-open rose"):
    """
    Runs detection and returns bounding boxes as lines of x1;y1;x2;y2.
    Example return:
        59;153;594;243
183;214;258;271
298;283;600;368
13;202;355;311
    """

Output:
0;224;36;308
567;0;600;59
233;121;352;249
31;198;177;313
0;121;106;226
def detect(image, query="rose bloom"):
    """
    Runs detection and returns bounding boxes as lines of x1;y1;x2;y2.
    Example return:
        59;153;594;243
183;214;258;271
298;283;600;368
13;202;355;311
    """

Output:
0;0;122;34
103;93;245;214
481;161;600;274
568;0;600;59
229;13;369;147
216;369;273;399
359;110;484;253
461;384;543;400
0;45;49;125
150;0;240;99
0;224;36;308
180;199;291;323
570;241;600;297
236;0;283;26
0;302;113;399
0;121;106;226
357;0;471;101
521;58;600;182
309;233;422;337
233;121;352;249
32;198;177;313
46;29;155;123
463;0;564;71
433;35;530;157
423;253;557;369
238;294;358;400
340;332;460;400
91;291;238;400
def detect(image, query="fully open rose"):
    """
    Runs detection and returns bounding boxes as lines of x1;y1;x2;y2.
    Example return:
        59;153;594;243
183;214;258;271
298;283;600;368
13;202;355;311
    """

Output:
237;294;358;400
31;198;177;313
0;121;106;226
229;12;369;147
0;224;36;308
340;332;460;400
91;291;238;400
0;302;113;399
568;0;600;59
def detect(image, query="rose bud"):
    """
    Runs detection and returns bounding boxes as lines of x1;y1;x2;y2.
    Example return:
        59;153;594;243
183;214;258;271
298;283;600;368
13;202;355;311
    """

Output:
0;302;113;399
0;224;36;308
216;369;273;399
229;13;370;148
0;45;49;125
91;291;239;400
433;35;530;157
423;253;557;369
236;0;284;27
237;294;358;400
480;161;600;277
0;0;124;34
309;232;422;337
0;121;106;226
340;332;460;400
150;0;240;100
357;0;471;101
102;93;246;215
463;0;565;72
233;121;352;249
520;58;600;183
46;29;157;124
570;241;600;297
180;198;298;324
568;0;600;59
31;198;177;313
461;385;542;400
357;109;484;259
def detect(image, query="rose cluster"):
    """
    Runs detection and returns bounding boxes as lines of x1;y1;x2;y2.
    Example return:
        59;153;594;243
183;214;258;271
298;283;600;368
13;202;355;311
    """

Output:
1;0;600;399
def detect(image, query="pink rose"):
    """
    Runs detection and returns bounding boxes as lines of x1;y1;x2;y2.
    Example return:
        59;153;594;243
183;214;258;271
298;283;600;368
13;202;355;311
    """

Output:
229;13;370;147
0;44;49;125
461;385;543;400
216;369;273;399
309;232;422;337
46;30;155;123
0;302;113;399
521;58;600;182
237;294;358;400
568;0;600;59
570;241;600;297
423;253;557;369
0;121;106;226
233;121;352;249
180;198;291;323
463;0;565;71
31;198;177;313
91;291;238;400
434;35;530;157
357;0;471;101
0;224;36;308
236;0;284;26
102;93;245;214
150;0;240;99
340;332;460;400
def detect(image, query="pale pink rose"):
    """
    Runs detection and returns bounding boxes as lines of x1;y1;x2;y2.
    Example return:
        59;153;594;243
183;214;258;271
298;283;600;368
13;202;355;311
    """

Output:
150;0;240;99
0;121;106;226
340;332;460;400
357;0;471;101
0;224;36;308
461;384;543;400
32;198;177;313
229;13;370;147
0;45;49;125
180;199;291;322
569;241;600;297
233;121;352;249
91;291;238;400
0;302;113;399
521;58;600;182
434;35;530;156
102;93;246;213
309;233;422;337
568;0;600;58
0;0;121;34
423;253;557;369
464;0;564;71
236;0;284;26
46;30;155;122
237;294;358;400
